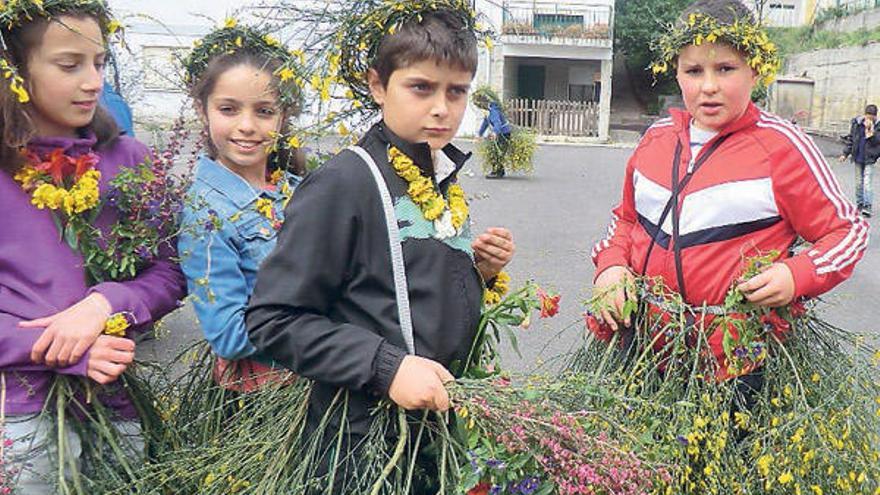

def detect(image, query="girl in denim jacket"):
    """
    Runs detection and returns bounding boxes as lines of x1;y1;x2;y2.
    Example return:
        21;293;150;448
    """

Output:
177;24;304;392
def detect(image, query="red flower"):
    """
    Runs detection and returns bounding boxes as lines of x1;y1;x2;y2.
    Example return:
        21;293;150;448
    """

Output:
761;310;791;340
538;289;560;318
585;313;614;342
789;300;807;318
73;152;98;178
467;482;491;495
34;149;74;184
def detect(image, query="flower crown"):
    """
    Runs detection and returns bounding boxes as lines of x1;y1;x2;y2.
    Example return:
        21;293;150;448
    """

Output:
333;0;494;112
471;85;501;110
650;12;780;88
183;20;307;156
182;20;304;110
0;0;121;104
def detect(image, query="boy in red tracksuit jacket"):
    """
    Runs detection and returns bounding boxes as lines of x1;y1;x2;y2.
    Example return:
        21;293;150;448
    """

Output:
590;0;869;381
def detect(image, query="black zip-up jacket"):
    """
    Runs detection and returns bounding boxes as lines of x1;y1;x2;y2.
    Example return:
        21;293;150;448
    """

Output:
246;122;484;436
842;115;880;165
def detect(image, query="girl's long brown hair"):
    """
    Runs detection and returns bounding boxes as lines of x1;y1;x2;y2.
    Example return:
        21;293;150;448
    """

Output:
1;12;120;174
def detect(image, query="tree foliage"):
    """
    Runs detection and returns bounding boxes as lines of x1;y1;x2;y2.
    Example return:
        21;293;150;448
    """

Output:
614;0;691;79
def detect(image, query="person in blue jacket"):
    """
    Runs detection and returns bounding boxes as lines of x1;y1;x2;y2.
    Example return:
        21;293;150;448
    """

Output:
474;87;511;179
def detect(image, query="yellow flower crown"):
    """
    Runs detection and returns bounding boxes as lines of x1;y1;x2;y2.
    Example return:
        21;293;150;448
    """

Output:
333;0;494;112
650;12;780;88
0;0;121;104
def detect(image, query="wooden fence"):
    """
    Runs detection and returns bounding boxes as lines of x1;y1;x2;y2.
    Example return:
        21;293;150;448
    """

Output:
506;98;599;137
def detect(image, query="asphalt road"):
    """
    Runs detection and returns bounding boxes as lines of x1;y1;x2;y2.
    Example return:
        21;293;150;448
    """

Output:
141;135;880;372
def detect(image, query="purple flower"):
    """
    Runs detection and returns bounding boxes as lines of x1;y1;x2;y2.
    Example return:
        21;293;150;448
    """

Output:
513;477;540;495
486;459;506;470
676;435;689;446
135;245;152;260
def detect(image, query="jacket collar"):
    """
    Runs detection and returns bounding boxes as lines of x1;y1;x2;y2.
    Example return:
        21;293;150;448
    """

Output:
27;132;98;158
375;121;472;180
195;155;267;210
669;102;760;140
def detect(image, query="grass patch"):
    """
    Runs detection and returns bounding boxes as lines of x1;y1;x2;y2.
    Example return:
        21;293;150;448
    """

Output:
769;25;880;59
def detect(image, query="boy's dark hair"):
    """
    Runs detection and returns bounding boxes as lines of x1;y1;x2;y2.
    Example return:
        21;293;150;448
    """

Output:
0;12;119;174
191;50;304;176
678;0;755;27
370;9;478;88
865;104;878;116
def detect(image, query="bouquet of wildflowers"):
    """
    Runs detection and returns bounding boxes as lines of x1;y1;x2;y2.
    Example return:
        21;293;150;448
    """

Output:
574;255;880;494
79;119;192;284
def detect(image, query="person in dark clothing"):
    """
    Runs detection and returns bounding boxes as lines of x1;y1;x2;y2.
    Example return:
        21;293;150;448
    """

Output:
245;4;515;492
840;104;880;217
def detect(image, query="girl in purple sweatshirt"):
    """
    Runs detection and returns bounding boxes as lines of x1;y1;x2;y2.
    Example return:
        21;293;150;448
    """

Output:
0;2;185;492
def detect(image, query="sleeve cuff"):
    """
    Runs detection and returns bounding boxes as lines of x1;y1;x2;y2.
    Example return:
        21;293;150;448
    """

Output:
367;341;407;397
89;282;133;317
57;349;90;377
782;255;818;299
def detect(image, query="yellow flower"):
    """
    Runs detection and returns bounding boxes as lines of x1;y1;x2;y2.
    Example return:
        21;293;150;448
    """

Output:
447;184;468;230
809;486;823;495
235;36;243;48
224;17;237;29
278;67;295;82
733;411;750;430
484;35;493;51
104;313;130;337
13;167;40;189
107;19;122;35
756;454;772;477
10;78;29;104
778;471;793;484
337;123;349;136
263;34;280;47
287;135;301;149
423;197;446;220
651;62;668;75
270;169;284;186
255;198;274;221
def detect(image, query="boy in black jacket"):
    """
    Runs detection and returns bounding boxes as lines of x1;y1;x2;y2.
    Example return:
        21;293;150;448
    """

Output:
245;2;514;491
840;104;880;217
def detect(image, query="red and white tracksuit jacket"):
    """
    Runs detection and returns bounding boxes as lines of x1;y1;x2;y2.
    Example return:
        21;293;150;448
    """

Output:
592;103;869;376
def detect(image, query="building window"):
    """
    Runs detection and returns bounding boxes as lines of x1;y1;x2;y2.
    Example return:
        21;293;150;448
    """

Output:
534;13;583;31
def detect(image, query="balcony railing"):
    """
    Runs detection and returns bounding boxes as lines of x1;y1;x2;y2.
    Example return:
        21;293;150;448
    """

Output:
500;1;613;42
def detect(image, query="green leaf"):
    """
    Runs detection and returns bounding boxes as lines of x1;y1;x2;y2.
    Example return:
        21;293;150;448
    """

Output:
64;224;79;250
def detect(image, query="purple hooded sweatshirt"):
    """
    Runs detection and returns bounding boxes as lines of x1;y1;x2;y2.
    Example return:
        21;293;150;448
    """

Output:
0;134;186;418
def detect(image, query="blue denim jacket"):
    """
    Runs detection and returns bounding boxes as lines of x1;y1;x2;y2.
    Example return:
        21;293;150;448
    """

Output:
179;155;301;360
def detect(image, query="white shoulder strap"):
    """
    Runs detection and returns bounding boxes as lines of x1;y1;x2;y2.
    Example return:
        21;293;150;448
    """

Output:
347;146;415;355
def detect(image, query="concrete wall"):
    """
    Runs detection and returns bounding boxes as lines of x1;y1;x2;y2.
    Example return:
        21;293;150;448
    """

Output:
817;6;880;32
782;43;880;134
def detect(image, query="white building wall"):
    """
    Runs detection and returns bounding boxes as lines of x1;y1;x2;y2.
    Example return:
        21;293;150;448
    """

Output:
108;0;612;138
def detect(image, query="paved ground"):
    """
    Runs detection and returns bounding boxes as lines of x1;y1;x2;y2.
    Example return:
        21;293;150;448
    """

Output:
142;134;880;372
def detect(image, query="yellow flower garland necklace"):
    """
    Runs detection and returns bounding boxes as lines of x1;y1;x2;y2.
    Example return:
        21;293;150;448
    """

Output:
14;150;101;217
388;146;468;233
255;168;293;230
